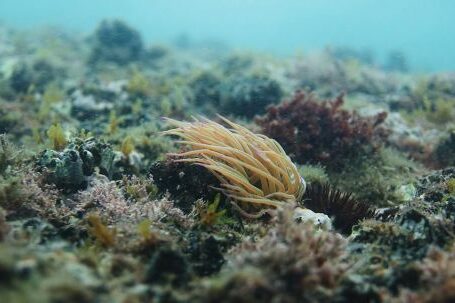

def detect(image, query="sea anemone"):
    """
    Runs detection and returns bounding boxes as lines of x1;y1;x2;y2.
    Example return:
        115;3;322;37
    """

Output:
162;116;305;216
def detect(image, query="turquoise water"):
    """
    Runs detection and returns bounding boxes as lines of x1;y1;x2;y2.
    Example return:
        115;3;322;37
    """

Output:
0;0;454;72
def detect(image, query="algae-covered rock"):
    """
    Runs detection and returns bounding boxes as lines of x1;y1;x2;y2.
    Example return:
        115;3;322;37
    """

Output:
149;160;221;213
433;130;455;168
36;137;115;191
9;63;32;93
342;168;455;298
76;137;116;178
190;71;222;107
89;19;144;65
219;74;282;117
144;246;191;287
184;231;229;276
37;149;86;191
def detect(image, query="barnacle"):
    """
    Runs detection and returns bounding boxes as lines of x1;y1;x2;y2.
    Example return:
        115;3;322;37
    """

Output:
163;116;305;215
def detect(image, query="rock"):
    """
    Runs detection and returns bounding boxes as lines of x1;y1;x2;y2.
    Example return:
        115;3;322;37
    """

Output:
36;137;115;191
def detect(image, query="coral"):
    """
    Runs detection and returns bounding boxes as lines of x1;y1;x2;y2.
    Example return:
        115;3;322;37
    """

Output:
256;90;389;168
163;116;305;216
219;74;282;118
89;19;144;65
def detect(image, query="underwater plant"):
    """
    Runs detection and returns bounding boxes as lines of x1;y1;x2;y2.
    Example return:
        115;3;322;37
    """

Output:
256;90;389;168
163;116;305;216
46;123;67;151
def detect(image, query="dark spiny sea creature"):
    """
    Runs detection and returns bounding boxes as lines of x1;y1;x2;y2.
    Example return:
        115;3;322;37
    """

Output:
302;183;375;233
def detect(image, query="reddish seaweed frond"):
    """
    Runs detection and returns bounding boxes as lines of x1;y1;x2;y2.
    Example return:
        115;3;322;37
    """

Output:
256;90;389;168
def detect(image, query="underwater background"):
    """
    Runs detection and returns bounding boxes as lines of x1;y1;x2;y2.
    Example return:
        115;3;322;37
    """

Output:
1;0;455;71
1;1;455;303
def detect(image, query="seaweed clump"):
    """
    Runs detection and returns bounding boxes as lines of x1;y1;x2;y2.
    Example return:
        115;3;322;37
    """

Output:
256;90;389;168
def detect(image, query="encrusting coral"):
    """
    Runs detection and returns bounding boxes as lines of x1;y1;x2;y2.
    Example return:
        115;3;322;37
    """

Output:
162;116;305;216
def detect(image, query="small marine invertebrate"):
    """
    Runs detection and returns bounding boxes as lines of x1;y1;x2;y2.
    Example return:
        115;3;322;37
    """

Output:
163;116;305;215
302;183;374;233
